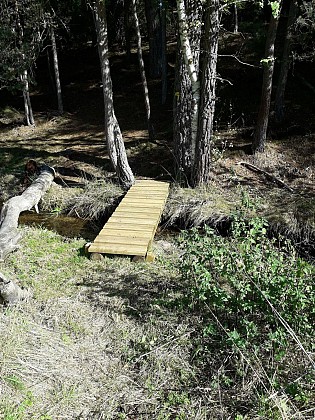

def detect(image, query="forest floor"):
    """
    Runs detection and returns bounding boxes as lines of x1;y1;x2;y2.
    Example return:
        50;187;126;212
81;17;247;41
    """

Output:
0;33;314;419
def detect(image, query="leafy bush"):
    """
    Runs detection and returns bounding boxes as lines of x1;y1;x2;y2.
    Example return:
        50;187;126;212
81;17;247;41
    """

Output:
178;211;315;352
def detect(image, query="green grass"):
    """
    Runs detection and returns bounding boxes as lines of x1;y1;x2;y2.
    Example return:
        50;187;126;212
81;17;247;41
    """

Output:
5;226;87;300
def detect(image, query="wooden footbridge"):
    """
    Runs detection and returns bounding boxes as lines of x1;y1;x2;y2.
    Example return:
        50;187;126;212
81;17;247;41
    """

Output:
87;180;169;261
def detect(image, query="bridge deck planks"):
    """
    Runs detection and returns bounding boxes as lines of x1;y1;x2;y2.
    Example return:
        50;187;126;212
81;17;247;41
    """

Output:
88;180;169;260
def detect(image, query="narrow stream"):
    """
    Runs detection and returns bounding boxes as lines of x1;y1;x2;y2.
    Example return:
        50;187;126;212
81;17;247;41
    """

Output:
19;212;99;241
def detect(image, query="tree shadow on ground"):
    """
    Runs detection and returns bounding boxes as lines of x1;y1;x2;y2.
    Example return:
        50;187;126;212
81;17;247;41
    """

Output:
77;261;182;321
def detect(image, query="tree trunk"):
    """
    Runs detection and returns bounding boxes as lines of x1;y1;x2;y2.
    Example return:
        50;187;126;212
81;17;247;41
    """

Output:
124;0;132;60
0;272;30;305
20;69;35;126
193;0;220;186
173;52;194;184
0;165;55;261
176;0;200;165
14;1;35;126
50;25;63;115
161;0;167;104
174;0;202;184
144;0;163;78
252;5;281;153
274;0;296;123
94;0;135;188
233;3;238;33
131;0;154;140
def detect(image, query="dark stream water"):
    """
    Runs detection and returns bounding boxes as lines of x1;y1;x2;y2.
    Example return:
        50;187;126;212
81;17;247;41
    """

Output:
19;212;99;241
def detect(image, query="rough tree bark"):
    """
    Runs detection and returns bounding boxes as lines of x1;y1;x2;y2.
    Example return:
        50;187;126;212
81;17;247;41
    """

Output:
50;24;63;115
131;0;154;140
176;0;200;164
252;2;282;153
174;57;194;184
124;0;132;60
0;272;30;305
161;0;167;104
144;0;163;78
93;0;135;188
193;0;220;186
0;165;55;261
274;0;296;123
173;0;202;184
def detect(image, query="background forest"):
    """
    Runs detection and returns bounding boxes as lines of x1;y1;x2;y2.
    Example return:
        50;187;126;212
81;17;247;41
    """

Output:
0;0;314;418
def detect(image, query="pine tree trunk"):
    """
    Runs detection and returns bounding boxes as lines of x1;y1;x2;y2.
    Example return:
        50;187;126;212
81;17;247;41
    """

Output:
233;3;238;33
124;0;131;60
193;0;220;186
50;25;63;115
274;0;296;123
161;0;167;104
21;69;35;126
144;0;163;78
252;7;281;153
131;0;154;140
174;52;194;184
94;0;134;188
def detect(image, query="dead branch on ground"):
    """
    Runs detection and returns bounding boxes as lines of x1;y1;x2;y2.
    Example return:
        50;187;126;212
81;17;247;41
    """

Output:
238;161;295;192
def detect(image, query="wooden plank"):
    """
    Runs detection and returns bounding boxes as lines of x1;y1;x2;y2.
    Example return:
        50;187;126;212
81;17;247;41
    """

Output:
100;228;154;236
131;186;169;191
135;179;169;185
117;202;164;209
114;207;162;214
114;208;162;215
126;187;168;195
135;181;169;187
88;243;148;255
98;230;152;238
130;182;168;187
108;217;157;225
101;223;155;232
118;199;165;206
125;188;167;198
94;236;149;245
123;197;166;202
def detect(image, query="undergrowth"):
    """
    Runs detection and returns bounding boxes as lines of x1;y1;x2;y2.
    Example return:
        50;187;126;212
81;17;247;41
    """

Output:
177;200;315;418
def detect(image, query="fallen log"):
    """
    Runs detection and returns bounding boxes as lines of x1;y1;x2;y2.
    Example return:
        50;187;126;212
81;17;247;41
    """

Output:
238;161;294;192
0;165;55;261
0;272;30;305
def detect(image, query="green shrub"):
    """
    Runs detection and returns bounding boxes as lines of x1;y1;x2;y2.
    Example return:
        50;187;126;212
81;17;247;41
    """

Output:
178;212;315;351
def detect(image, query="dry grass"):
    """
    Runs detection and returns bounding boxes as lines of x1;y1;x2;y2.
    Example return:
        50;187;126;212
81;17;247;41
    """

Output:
0;226;208;419
163;185;239;228
67;179;123;220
